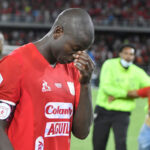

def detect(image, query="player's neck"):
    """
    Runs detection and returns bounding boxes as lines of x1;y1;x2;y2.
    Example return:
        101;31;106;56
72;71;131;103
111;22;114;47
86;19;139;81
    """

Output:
33;39;57;65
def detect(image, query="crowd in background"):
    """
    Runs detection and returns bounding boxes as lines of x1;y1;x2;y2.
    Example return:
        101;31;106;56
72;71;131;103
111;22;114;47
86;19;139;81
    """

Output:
1;30;150;87
0;0;150;26
92;34;150;68
2;30;150;70
1;0;150;87
1;0;150;68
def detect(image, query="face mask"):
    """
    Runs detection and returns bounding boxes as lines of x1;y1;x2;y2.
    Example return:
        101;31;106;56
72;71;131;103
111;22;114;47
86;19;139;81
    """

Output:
120;59;133;68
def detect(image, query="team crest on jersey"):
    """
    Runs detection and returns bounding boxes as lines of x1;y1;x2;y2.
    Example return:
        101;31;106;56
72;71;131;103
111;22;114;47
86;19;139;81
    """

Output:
42;80;51;92
35;136;44;150
0;103;11;120
67;82;75;96
0;73;3;84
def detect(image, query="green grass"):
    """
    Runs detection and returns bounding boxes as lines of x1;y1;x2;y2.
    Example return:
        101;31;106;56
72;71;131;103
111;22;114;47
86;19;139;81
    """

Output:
71;88;147;150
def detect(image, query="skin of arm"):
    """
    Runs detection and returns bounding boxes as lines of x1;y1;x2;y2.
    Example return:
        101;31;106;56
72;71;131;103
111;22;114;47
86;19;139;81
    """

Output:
0;120;14;150
108;90;139;103
72;51;94;139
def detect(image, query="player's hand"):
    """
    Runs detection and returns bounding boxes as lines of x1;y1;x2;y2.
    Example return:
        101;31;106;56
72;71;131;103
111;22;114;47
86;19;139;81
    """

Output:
127;90;139;98
73;51;95;84
108;96;115;103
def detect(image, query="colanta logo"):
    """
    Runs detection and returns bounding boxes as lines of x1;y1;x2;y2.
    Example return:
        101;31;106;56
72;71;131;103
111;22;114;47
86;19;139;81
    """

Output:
45;102;73;119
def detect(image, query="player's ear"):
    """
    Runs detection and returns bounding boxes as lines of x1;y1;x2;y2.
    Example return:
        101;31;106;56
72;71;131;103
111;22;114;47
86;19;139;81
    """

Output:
53;26;64;40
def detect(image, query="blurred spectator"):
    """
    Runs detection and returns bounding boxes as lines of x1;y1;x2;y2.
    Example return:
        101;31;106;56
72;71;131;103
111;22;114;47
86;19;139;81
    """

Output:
0;0;150;27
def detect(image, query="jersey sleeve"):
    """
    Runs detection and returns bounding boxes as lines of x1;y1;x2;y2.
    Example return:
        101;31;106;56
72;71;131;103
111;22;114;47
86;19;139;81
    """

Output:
137;87;150;97
0;55;22;105
137;87;150;112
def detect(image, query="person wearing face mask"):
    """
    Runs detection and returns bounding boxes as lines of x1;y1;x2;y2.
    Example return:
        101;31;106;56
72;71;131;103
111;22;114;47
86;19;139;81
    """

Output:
93;44;150;150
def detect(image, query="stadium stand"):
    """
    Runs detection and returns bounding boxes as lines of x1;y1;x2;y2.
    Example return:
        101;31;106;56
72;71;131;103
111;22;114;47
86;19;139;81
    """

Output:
1;30;150;70
1;0;150;85
0;0;150;27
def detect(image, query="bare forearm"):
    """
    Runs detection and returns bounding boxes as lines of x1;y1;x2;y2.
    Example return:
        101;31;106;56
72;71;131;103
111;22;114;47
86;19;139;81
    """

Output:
0;127;14;150
72;51;94;139
72;84;93;139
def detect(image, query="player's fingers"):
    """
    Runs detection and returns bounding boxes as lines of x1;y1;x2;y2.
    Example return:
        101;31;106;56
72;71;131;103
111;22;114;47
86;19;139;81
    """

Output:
74;62;85;73
73;51;88;60
74;59;90;70
73;51;95;73
77;54;89;61
78;52;95;69
74;57;87;65
78;53;95;69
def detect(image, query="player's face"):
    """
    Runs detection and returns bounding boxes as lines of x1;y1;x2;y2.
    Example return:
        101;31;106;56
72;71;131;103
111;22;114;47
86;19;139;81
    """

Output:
119;47;135;62
55;36;85;64
51;26;88;64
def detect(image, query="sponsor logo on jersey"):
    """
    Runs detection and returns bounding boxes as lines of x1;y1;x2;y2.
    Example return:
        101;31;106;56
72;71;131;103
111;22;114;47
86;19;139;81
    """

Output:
55;83;62;88
67;82;75;96
0;73;3;84
0;103;11;120
42;80;51;92
35;136;44;150
44;122;70;137
45;102;73;119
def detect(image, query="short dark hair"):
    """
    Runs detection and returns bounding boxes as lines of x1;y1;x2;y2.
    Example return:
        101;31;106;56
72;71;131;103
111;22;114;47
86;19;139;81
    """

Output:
119;44;136;54
52;8;94;49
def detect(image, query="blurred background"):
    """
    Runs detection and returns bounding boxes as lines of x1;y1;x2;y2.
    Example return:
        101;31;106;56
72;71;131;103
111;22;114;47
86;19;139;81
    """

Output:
0;0;149;149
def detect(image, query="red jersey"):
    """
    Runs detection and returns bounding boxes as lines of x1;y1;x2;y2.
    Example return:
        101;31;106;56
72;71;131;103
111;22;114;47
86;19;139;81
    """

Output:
137;87;150;111
0;43;80;150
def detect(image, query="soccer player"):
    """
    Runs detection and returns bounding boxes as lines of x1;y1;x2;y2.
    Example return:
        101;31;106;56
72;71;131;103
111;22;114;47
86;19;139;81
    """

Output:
0;8;94;150
93;44;150;150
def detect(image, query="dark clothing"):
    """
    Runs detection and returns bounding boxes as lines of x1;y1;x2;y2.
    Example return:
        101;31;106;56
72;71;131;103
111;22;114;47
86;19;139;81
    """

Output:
93;105;130;150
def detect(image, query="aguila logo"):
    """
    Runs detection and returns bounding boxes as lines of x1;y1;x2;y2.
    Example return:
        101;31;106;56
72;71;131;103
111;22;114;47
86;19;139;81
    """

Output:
44;122;70;137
